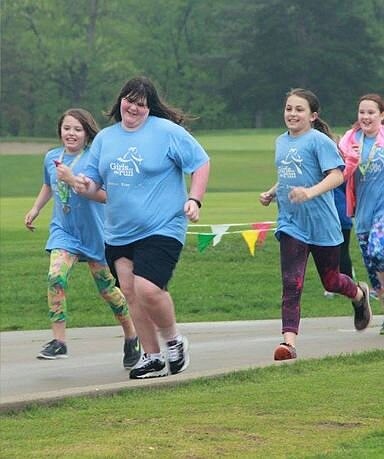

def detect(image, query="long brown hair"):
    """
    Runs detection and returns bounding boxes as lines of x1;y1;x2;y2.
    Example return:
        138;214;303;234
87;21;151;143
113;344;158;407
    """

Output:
106;76;191;126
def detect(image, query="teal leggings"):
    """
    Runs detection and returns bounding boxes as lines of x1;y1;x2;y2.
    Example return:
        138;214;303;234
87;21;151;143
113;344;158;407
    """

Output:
47;249;128;322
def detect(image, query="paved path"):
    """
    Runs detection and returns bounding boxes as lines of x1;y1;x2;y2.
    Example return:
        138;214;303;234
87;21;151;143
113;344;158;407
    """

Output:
1;316;383;412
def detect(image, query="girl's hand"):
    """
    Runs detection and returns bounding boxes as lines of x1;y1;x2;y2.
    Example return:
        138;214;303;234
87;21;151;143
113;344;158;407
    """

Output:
72;174;92;193
56;163;74;185
184;199;200;223
259;192;275;206
288;187;312;203
24;208;39;231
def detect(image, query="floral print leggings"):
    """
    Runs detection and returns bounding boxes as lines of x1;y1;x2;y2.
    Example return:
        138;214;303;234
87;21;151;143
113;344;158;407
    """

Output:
356;214;384;292
279;232;359;335
47;249;128;322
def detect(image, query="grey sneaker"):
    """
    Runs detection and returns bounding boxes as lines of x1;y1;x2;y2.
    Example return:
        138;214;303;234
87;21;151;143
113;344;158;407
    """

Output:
37;339;68;360
352;282;372;331
166;336;190;375
129;353;168;379
123;336;141;369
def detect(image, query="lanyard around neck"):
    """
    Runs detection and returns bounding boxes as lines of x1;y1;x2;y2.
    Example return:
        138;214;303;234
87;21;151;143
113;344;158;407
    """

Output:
57;149;84;211
358;134;377;176
58;149;84;169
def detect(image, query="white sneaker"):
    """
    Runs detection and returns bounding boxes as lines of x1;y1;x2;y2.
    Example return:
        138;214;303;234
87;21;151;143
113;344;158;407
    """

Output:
166;336;190;375
129;353;168;379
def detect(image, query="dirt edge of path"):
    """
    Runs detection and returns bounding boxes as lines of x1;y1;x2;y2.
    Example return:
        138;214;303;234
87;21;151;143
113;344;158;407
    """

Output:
0;142;57;155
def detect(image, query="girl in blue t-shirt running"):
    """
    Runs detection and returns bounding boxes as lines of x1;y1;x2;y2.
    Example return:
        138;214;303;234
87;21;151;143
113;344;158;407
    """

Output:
339;93;384;335
24;108;140;366
67;77;210;380
259;88;372;360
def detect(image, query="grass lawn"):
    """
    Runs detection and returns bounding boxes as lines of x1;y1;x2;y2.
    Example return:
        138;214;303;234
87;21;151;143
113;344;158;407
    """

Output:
1;351;383;458
1;130;381;331
0;132;383;458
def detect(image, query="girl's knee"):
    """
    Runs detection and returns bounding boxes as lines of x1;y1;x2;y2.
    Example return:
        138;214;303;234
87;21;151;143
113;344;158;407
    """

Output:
95;272;128;313
93;267;117;293
47;272;68;290
135;278;162;305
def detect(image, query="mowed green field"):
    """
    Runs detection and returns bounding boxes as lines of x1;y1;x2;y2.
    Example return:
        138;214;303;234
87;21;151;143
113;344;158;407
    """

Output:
0;130;379;331
1;133;383;459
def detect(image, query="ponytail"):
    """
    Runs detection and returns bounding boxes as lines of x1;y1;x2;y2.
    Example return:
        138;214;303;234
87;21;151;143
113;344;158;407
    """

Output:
312;117;336;142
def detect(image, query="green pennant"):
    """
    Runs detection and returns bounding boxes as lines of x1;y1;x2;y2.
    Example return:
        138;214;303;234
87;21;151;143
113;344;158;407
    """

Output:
197;234;215;252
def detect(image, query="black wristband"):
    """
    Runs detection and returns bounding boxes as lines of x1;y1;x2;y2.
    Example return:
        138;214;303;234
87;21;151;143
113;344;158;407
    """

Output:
188;197;202;208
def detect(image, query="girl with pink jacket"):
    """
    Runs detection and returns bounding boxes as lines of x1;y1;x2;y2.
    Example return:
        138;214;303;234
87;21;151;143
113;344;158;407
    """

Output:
339;93;384;334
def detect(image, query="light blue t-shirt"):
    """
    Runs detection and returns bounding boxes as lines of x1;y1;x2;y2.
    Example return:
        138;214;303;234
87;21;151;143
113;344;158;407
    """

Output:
353;130;384;234
84;116;210;245
44;146;106;263
275;129;345;246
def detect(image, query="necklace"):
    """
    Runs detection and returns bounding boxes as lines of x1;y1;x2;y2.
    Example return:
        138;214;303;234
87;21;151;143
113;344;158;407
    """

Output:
358;133;378;176
57;149;84;213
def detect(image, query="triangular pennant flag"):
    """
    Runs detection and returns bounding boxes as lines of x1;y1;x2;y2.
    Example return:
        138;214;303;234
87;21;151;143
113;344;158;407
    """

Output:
211;224;230;246
251;222;272;246
197;233;215;252
241;230;260;256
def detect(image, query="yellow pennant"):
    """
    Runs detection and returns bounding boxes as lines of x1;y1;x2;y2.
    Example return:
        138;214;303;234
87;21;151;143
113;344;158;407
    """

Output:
241;230;260;256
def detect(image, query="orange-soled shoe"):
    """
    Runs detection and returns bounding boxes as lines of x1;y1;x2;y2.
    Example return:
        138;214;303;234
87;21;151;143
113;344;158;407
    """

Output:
274;343;297;361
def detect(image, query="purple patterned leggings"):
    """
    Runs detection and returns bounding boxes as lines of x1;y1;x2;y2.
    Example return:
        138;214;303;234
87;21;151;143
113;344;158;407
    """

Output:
279;232;358;335
356;214;384;292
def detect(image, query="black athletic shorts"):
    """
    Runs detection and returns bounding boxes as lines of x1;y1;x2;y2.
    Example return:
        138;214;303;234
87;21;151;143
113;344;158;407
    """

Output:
105;235;183;290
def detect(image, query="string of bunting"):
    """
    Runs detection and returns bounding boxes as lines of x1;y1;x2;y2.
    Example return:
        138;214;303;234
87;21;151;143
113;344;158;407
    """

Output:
186;221;276;256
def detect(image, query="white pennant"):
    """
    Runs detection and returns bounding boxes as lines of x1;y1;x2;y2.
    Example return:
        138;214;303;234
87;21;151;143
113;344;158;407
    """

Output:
211;224;231;246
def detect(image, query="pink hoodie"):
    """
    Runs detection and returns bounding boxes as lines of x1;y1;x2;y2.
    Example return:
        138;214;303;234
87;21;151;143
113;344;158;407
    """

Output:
338;125;384;217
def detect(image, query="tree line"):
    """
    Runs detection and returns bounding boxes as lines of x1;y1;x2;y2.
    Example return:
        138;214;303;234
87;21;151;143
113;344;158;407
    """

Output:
1;0;384;137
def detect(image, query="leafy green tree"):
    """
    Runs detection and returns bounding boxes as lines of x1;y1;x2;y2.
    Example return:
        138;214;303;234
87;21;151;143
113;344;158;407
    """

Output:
124;0;227;129
1;0;383;134
214;0;384;127
1;0;139;135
